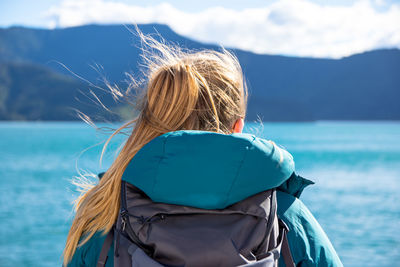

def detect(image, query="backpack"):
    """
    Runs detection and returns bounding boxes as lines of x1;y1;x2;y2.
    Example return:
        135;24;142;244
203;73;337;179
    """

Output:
97;180;295;267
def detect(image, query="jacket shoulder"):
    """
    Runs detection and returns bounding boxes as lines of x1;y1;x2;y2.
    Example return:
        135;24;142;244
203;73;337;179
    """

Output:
66;231;113;267
276;191;343;267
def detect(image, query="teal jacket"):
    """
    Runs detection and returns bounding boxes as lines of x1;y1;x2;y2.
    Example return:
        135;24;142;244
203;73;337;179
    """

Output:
67;130;343;267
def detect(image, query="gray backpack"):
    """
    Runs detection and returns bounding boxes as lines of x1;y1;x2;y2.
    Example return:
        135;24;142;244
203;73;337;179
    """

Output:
97;181;295;267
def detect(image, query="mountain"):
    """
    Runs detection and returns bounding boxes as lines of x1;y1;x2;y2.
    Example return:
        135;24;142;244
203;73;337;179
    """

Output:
0;24;399;121
0;62;121;121
237;48;400;120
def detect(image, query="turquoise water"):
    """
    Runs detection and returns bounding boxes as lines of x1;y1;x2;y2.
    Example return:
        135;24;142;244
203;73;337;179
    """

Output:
0;121;399;266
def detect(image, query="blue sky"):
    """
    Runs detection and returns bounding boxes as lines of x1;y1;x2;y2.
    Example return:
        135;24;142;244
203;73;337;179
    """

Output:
1;0;397;26
1;0;399;58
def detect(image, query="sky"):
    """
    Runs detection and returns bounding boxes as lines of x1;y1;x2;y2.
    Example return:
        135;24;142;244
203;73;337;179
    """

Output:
1;0;400;58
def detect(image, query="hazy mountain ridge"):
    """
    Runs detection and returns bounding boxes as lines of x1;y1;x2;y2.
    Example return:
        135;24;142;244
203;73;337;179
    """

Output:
0;62;120;121
0;24;399;121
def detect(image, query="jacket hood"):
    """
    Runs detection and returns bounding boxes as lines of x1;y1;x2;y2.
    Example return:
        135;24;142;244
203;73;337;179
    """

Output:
122;130;296;209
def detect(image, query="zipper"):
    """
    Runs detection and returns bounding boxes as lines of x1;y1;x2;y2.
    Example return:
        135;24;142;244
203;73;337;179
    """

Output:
121;213;127;231
120;209;154;256
120;182;154;256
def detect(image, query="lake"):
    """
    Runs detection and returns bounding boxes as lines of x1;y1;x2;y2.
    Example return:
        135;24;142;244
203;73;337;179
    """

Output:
0;121;399;266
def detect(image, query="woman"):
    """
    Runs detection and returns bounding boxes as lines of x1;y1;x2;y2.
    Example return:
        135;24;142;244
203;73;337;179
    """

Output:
63;32;342;267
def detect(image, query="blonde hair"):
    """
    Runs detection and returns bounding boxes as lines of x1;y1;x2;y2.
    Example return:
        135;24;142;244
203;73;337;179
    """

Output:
63;30;247;265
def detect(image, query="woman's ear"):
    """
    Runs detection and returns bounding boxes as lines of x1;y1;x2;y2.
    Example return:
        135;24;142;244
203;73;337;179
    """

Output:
232;118;244;133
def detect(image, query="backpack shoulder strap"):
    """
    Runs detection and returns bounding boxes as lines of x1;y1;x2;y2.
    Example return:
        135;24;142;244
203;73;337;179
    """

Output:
253;189;277;255
97;229;114;267
266;189;277;238
278;219;295;267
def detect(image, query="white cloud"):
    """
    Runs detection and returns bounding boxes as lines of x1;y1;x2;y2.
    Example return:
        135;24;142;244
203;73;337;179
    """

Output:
44;0;400;58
